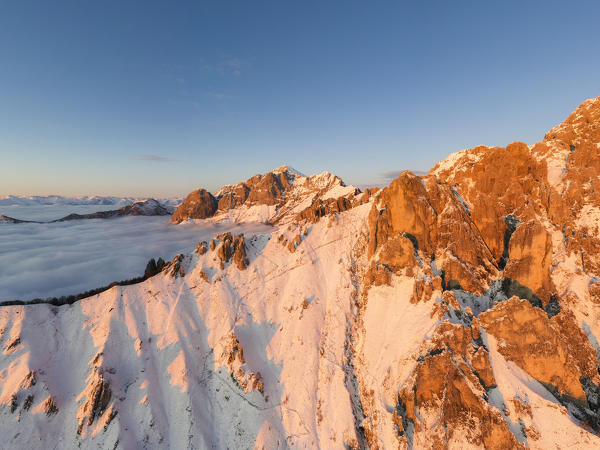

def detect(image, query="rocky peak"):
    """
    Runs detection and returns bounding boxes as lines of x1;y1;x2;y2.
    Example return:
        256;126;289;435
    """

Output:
171;165;364;224
424;96;600;289
272;164;305;177
544;96;600;146
244;170;291;206
120;198;171;216
367;170;498;294
170;188;218;223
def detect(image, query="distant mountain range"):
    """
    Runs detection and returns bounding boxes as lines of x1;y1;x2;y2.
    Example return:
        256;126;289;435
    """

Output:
0;195;180;208
0;198;179;223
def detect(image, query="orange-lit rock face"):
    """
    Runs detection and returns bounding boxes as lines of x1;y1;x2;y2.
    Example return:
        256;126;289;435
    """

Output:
170;188;218;223
245;171;290;206
214;232;249;270
430;142;550;266
368;171;498;294
217;183;250;211
423;97;600;297
171;169;294;223
295;191;362;223
544;97;600;146
503;220;554;301
173;166;365;225
4;98;600;449
538;97;600;276
480;298;600;402
397;321;522;449
359;97;600;447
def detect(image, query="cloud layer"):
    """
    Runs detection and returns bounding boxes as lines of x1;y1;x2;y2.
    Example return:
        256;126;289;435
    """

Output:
379;170;404;182
135;154;174;162
0;217;271;301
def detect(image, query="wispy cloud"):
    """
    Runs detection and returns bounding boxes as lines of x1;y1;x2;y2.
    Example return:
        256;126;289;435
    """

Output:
135;154;174;162
206;92;232;100
379;169;427;182
380;170;404;182
200;56;244;76
224;57;242;76
357;169;428;190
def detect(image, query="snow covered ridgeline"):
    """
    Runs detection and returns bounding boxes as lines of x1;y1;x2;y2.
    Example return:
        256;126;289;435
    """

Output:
171;165;367;225
0;195;182;209
0;198;179;223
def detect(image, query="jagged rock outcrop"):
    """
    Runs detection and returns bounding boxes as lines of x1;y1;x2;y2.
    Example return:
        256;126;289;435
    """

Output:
220;333;264;394
358;96;600;449
77;370;113;434
194;241;208;255
217;183;250;210
430;97;600;290
43;397;58;416
430;142;551;266
170;188;218;223
396;321;522;449
295;189;365;223
480;298;600;409
162;253;187;278
214;167;294;212
214;232;249;269
244;171;291;206
367;171;498;294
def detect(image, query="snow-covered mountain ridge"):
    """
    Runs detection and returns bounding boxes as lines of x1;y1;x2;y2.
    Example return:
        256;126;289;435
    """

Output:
1;97;600;449
0;199;173;224
0;195;181;208
171;165;368;225
0;196;183;222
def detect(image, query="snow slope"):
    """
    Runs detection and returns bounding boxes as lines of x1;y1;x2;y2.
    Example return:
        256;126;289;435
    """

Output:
0;203;372;449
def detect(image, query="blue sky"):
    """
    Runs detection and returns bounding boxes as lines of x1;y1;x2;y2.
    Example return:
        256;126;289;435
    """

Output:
1;1;599;197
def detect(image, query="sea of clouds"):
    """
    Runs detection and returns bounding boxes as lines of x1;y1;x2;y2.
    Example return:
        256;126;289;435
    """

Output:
0;215;271;301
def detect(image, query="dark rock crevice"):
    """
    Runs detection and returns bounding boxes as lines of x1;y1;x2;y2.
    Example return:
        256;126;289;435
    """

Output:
498;215;520;270
393;395;415;449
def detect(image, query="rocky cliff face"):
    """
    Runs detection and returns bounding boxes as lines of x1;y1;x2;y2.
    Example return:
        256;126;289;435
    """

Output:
170;188;218;223
2;97;600;449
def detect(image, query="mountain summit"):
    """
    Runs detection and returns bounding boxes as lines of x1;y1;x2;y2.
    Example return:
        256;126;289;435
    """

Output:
1;97;600;449
171;165;364;224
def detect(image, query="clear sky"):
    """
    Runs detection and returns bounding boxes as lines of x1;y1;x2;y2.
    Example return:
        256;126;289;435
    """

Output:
1;1;599;197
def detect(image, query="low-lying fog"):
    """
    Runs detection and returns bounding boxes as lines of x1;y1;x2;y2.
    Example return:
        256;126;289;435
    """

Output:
0;215;272;301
